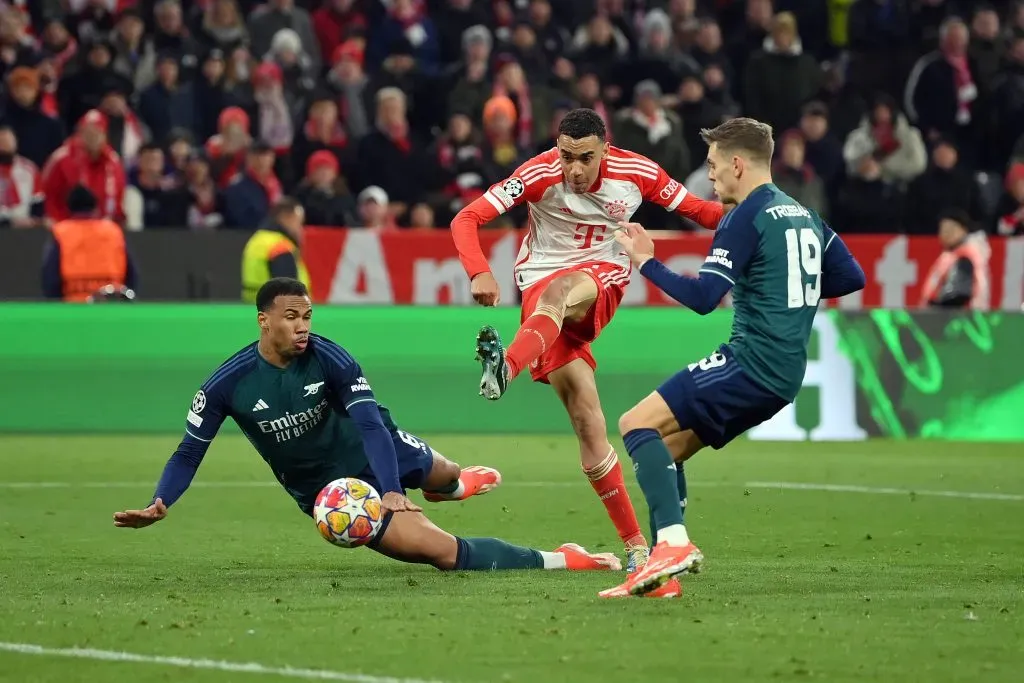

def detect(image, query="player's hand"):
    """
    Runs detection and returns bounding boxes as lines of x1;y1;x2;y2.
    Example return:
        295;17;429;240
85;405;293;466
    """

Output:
471;272;500;307
381;492;423;514
113;498;167;528
615;222;655;268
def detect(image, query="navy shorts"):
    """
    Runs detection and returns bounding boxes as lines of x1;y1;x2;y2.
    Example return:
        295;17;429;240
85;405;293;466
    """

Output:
656;344;789;450
356;428;436;496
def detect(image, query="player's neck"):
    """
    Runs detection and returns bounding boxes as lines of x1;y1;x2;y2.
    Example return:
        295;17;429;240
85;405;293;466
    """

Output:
257;338;292;369
734;172;773;204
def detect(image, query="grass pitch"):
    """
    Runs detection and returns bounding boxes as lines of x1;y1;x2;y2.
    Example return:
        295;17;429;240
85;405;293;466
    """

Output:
1;435;1022;683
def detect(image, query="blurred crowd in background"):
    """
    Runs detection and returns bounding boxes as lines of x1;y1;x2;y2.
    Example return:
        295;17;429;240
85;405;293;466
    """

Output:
1;0;1024;236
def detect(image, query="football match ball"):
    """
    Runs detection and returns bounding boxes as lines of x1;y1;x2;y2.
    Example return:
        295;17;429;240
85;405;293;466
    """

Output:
313;477;384;548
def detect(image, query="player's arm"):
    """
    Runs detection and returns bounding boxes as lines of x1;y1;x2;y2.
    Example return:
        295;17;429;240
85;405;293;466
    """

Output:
314;339;418;511
641;161;724;230
616;205;757;315
820;225;867;299
113;382;229;528
450;157;552;304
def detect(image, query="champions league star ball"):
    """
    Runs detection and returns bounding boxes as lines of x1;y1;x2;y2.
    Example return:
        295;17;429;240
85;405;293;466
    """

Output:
313;478;384;548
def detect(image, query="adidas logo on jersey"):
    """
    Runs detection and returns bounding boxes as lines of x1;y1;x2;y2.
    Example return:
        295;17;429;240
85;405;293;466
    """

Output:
252;399;269;412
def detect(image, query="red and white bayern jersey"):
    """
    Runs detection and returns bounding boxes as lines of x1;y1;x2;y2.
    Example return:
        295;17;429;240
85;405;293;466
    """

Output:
482;147;690;289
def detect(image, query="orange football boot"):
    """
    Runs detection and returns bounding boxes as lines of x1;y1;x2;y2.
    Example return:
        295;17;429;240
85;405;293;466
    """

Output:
422;466;502;502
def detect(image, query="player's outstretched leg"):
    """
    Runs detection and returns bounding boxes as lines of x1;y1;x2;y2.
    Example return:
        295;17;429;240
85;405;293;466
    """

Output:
475;272;593;400
370;509;621;572
599;394;704;599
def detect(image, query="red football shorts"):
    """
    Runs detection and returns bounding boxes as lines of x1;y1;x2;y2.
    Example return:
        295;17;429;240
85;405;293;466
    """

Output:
519;262;629;383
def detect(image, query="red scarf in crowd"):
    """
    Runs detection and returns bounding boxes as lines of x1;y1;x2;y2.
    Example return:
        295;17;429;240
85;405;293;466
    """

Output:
946;53;975;124
872;121;900;156
385;122;411;154
251;170;282;205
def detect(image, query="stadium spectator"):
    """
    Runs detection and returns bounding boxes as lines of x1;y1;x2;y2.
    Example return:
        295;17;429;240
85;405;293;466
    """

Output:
291;92;347;187
614;79;690;229
41;184;137;301
206;105;251;188
197;0;251;56
356;185;396;228
324;39;372;140
726;0;773;86
222;140;281;228
570;15;629;89
138;51;196;145
58;39;133;130
430;111;486;224
691;18;733;82
124;142;189;230
251;61;295;183
846;0;913;102
835;153;905;233
265;28;317;117
0;125;43;229
39;19;77;78
193;49;231;142
904;17;979;154
248;0;320;75
842;93;927;187
354;87;431;218
798;101;846;203
311;0;367;69
773;129;828;217
165;130;194;182
905;137;979;234
995;162;1024;235
743;12;822;134
987;34;1024;171
447;25;493;124
0;5;41;76
96;82;146;167
920;209;991;310
527;0;568;67
480;95;527;187
408;201;435;228
240;195;309;301
41;109;125;223
109;8;156;94
368;0;441;77
969;4;1004;94
370;37;437;138
152;0;203;82
183;150;223;230
293;149;356;228
673;72;734;167
0;66;65;168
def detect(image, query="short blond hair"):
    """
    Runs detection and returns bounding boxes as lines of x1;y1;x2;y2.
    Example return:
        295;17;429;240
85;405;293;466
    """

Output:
700;117;775;166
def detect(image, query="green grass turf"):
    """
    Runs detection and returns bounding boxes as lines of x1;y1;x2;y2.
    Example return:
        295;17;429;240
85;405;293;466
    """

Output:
1;435;1022;683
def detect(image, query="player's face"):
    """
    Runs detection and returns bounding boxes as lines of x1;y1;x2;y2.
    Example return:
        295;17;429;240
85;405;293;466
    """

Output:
557;134;608;194
260;295;312;356
706;142;740;204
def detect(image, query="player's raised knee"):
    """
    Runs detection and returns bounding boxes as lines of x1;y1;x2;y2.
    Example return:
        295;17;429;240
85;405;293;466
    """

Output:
618;410;646;436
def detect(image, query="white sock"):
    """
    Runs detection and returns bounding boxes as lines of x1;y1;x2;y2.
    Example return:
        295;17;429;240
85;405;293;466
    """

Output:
448;480;466;499
539;551;567;570
656;524;690;547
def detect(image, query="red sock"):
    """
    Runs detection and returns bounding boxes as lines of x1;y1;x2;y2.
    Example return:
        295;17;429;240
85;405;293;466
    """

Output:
506;313;561;379
585;450;645;546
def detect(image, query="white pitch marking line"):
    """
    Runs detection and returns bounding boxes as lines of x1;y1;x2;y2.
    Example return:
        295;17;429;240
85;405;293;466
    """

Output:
0;480;1019;501
0;642;447;683
745;481;1024;502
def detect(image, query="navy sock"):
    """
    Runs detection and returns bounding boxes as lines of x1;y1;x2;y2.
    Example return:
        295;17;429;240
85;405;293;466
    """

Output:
454;537;544;570
624;429;684;537
426;478;460;494
652;463;688;544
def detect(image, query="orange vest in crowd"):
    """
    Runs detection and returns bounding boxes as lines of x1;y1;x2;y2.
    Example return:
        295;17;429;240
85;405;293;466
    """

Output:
50;219;128;302
920;239;990;310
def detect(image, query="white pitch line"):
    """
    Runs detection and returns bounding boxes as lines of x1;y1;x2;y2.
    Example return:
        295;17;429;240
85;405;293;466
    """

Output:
0;642;447;683
746;481;1024;502
0;480;1019;501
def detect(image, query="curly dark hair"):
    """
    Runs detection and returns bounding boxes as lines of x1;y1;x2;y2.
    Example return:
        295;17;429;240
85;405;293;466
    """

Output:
557;108;606;141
